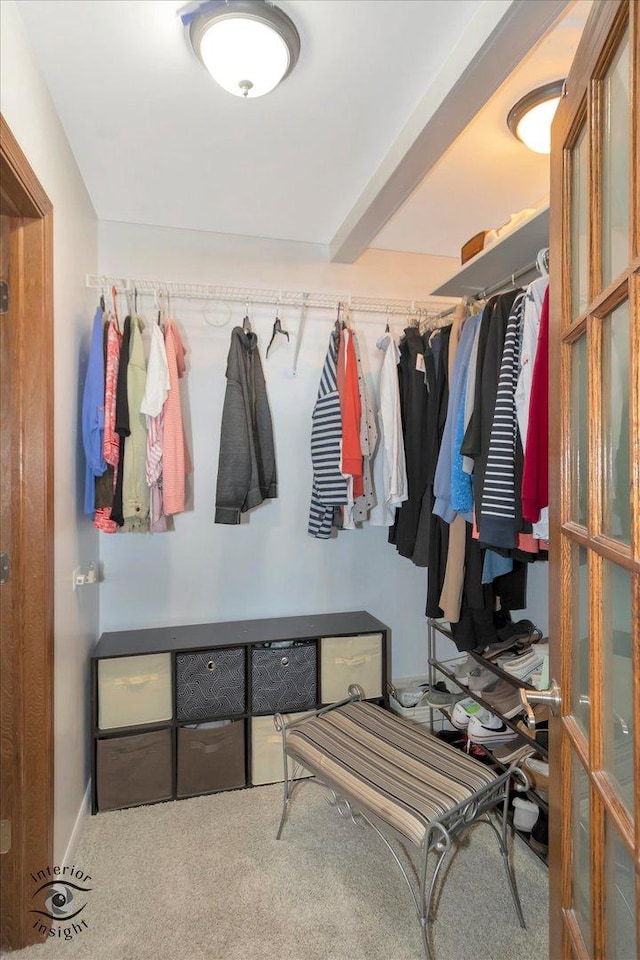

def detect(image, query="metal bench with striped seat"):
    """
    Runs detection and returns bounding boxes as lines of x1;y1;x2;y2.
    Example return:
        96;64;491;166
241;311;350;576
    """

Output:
274;688;527;960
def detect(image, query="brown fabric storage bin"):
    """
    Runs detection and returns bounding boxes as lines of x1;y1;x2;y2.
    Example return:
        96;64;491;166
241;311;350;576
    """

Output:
96;728;172;812
177;721;245;798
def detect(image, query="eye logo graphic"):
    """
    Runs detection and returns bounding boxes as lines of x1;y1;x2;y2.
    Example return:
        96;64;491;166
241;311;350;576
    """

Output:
32;880;91;920
30;866;92;941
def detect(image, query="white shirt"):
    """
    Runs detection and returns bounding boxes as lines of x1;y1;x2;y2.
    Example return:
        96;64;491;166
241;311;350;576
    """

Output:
369;334;408;526
141;320;170;418
516;276;548;453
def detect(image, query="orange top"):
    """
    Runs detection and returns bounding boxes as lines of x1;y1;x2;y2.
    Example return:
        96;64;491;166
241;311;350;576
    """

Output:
163;322;192;515
337;330;363;498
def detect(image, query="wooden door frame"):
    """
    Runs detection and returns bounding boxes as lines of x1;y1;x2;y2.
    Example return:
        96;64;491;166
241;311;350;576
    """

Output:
0;114;54;949
549;2;639;957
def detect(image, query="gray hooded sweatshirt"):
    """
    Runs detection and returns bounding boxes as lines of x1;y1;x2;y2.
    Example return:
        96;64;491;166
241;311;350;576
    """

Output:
215;327;277;524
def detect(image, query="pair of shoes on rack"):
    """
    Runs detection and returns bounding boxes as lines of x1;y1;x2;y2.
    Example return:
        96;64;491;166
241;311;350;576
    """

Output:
435;730;494;765
481;678;526;718
522;755;549;791
425;682;466;707
503;643;549;681
482;620;542;659
492;740;536;765
516;706;549;751
467;666;495;693
451;698;517;744
529;809;549;855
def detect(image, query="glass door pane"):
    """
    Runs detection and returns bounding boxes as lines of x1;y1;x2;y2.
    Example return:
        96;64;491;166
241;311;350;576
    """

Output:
571;544;590;737
602;560;634;813
571;126;589;318
601;29;630;288
571;335;589;525
601;300;630;544
572;757;592;953
605;819;637;960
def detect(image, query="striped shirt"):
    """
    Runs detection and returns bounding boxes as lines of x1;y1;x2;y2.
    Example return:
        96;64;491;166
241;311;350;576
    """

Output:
308;332;348;538
478;292;526;548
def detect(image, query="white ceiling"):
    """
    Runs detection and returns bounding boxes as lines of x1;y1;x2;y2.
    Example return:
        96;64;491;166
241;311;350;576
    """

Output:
15;0;591;258
372;0;592;257
16;0;486;245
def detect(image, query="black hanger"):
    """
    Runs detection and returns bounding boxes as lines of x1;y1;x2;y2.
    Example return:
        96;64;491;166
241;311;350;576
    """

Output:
266;313;289;358
99;293;106;312
334;302;342;334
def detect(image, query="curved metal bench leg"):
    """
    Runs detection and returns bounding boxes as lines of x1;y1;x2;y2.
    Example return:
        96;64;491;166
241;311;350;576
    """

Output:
419;822;453;960
476;805;526;929
499;792;526;928
275;716;292;840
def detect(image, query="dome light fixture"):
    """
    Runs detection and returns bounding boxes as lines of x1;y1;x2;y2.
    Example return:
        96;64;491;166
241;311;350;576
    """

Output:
507;80;565;154
185;0;301;99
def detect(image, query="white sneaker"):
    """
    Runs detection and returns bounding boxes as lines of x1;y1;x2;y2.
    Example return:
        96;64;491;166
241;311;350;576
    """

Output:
467;712;518;744
451;697;493;730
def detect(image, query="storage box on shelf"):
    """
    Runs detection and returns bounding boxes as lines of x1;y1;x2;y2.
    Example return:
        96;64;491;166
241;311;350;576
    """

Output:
427;617;549;863
91;612;390;814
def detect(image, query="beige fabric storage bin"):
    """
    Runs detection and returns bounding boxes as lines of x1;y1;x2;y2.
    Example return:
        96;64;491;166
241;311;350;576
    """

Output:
320;634;383;703
251;714;314;786
98;653;173;730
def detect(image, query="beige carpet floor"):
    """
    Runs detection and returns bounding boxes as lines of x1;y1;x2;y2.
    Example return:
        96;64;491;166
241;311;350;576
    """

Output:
12;783;548;960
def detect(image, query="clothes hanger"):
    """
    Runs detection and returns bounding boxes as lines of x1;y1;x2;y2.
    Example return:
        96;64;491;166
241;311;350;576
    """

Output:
266;305;289;358
99;287;106;312
334;302;343;334
242;300;252;333
110;285;121;330
124;281;134;318
536;247;550;276
159;289;170;327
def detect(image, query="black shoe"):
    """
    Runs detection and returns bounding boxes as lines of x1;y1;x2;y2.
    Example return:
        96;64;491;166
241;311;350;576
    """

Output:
529;810;548;855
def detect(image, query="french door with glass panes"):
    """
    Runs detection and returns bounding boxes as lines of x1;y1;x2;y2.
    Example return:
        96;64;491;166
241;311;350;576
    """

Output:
546;1;639;957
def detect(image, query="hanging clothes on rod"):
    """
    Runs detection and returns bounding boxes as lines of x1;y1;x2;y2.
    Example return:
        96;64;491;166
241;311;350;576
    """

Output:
215;322;277;524
81;292;193;533
308;310;379;539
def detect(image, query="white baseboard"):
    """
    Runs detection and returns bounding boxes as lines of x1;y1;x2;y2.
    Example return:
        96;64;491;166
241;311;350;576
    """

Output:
62;780;91;867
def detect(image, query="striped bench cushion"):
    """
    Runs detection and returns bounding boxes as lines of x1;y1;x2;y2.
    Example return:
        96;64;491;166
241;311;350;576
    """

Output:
286;701;497;847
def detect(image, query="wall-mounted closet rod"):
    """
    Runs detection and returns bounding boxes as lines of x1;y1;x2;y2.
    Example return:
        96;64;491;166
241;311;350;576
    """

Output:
86;275;453;320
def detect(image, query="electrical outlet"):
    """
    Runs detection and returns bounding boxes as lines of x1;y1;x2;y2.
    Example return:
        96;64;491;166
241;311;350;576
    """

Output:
72;566;82;591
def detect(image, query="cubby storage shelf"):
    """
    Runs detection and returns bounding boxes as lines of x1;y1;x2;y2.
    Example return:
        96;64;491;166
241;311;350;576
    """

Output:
91;611;391;814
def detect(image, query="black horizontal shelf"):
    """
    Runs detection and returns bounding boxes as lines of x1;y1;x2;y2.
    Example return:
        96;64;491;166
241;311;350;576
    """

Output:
94;611;388;659
95;719;173;738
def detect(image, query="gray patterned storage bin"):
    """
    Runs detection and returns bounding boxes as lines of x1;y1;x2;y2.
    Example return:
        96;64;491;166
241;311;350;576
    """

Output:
176;648;246;721
251;642;317;713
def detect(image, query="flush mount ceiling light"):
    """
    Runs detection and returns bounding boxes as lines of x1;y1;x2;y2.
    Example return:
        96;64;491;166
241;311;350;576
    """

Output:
184;0;300;98
507;80;565;154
